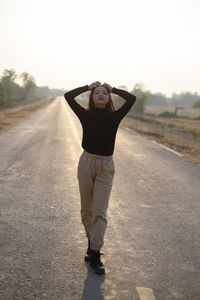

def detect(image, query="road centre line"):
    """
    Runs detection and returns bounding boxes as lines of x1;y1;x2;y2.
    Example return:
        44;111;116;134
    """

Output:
136;287;157;300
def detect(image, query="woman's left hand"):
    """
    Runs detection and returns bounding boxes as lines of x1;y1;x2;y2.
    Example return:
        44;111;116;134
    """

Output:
103;82;112;92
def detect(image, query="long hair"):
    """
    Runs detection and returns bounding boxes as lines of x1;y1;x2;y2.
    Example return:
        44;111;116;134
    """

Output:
87;86;115;114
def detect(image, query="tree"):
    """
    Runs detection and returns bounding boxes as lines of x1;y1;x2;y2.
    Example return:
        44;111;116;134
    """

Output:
192;100;200;109
20;72;37;101
171;92;200;107
0;82;6;108
2;69;17;81
0;69;19;108
147;92;169;106
130;83;149;114
0;68;76;109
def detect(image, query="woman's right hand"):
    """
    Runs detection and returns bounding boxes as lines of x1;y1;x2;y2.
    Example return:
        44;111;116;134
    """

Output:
88;81;101;90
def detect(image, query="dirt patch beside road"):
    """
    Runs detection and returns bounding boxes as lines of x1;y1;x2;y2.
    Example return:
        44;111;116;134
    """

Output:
120;115;200;164
0;98;55;133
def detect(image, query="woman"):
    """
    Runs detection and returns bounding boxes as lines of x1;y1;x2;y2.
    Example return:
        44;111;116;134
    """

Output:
64;81;136;274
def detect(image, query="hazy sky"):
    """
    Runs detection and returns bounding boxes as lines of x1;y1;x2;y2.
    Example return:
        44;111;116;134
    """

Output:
0;0;200;96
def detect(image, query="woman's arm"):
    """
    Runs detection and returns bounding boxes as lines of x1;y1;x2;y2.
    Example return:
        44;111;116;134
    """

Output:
111;87;136;119
64;85;89;116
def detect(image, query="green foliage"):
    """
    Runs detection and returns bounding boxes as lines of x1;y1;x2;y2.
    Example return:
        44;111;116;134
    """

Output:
0;68;63;109
147;92;169;106
0;69;20;107
114;85;200;110
171;92;200;107
130;83;149;114
158;111;177;118
19;72;37;102
160;122;167;129
189;129;200;139
192;100;200;108
147;91;200;107
3;69;17;81
112;83;150;114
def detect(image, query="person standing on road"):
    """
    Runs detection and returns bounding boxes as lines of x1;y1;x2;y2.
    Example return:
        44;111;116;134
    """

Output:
64;81;136;274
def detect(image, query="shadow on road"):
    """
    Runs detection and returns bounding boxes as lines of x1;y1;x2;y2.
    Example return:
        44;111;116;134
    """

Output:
81;262;105;300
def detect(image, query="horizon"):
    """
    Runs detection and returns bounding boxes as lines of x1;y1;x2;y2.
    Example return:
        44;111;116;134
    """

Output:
0;0;200;97
1;67;200;99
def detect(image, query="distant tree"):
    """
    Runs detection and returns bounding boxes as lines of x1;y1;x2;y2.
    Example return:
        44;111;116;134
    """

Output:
130;83;149;114
0;82;6;108
118;85;128;91
147;92;169;106
2;68;17;81
0;68;86;109
0;69;19;107
36;86;50;100
20;72;37;101
171;92;200;107
192;100;200;108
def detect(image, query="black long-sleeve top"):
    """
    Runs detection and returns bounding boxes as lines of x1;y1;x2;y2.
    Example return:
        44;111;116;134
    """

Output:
64;85;136;156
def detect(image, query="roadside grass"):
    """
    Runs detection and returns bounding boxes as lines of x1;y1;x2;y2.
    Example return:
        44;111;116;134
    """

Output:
160;122;167;129
121;111;200;164
189;129;200;139
128;111;200;133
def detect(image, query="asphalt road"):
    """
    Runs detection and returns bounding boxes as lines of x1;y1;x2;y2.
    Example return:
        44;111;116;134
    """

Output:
0;97;200;300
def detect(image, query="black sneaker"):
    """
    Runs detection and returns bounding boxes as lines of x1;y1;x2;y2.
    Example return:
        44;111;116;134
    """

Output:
84;239;91;262
90;250;105;275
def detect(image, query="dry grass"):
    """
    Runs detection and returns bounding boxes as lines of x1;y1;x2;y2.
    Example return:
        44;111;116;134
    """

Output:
145;105;200;118
120;113;200;164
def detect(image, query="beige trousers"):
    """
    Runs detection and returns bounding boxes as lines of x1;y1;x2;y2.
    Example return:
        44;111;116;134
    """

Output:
77;150;115;250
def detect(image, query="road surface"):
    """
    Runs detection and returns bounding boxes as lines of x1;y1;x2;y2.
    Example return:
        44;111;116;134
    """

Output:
0;97;200;300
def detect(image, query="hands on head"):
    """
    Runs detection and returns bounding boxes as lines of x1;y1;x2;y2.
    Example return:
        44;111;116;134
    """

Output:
89;81;112;92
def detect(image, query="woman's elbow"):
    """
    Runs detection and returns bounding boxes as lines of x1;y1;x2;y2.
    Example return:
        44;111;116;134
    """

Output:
132;95;136;102
64;92;70;101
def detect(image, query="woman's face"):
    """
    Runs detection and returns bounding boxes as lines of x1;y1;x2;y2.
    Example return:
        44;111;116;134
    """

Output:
92;86;109;108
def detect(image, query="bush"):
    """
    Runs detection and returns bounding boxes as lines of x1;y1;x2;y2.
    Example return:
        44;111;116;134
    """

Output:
160;122;167;129
130;83;149;114
192;100;200;108
189;129;200;139
158;111;176;118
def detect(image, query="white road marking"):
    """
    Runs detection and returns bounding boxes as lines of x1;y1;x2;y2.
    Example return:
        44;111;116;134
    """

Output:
123;126;138;135
136;287;157;300
152;140;182;156
124;126;182;157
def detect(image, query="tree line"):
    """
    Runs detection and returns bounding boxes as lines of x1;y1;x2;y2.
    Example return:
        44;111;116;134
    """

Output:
1;69;200;113
113;83;200;114
0;69;64;109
